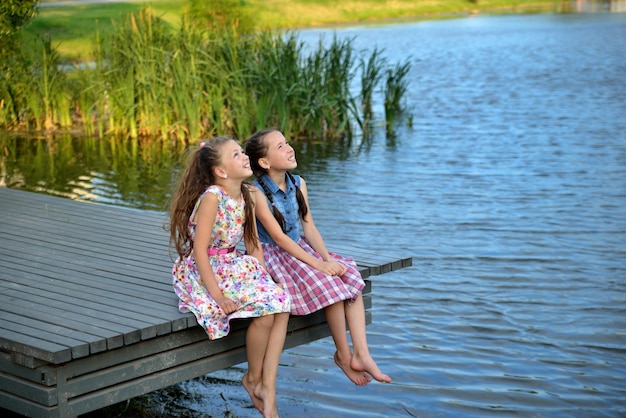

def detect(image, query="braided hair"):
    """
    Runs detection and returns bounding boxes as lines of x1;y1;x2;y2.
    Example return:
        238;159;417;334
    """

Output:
167;137;257;259
245;128;308;234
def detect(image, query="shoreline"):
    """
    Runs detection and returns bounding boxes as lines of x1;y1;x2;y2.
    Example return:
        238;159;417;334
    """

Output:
31;1;570;61
35;0;568;28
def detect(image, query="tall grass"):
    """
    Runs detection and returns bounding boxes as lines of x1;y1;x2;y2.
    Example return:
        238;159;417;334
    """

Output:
25;36;69;130
384;59;411;137
356;48;386;136
1;8;411;142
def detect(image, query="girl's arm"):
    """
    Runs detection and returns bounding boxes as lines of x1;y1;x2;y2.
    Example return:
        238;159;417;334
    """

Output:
254;185;346;277
193;193;237;314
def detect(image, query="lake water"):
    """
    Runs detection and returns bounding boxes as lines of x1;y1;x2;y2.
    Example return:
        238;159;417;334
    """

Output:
178;12;626;418
2;9;626;418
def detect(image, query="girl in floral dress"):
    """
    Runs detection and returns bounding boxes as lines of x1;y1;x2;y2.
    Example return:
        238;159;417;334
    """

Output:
245;128;391;386
168;137;290;418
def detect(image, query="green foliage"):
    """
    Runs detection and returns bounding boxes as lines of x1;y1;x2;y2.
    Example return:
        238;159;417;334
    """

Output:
383;59;411;137
357;48;386;133
0;0;40;127
1;6;410;142
0;0;39;36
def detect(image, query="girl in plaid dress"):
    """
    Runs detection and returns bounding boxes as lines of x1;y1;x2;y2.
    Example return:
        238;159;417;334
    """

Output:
245;128;392;386
168;137;291;417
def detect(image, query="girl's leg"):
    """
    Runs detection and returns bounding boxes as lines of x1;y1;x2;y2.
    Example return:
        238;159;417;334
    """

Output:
344;294;392;383
244;315;274;413
345;295;391;383
324;302;371;386
254;312;289;418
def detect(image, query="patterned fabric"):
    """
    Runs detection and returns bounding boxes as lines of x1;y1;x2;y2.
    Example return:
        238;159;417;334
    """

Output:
172;185;290;340
262;237;365;316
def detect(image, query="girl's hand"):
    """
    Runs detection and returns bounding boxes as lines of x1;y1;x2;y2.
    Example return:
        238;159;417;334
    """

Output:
315;260;347;277
216;296;238;314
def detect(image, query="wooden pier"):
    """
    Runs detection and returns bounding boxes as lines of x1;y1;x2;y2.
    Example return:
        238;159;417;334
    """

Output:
0;187;412;417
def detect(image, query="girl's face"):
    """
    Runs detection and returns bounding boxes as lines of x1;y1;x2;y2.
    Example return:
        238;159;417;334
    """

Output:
218;140;252;180
262;131;297;171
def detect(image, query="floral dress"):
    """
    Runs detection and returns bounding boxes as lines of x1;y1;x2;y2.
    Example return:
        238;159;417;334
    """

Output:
172;185;290;340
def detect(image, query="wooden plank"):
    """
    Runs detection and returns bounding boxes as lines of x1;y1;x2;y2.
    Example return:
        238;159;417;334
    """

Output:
0;354;58;386
0;312;90;359
1;265;183;324
2;288;168;338
0;203;169;255
64;331;246;398
0;236;171;288
0;303;116;363
0;257;176;306
0;219;172;269
0;328;70;364
0;189;159;227
0;391;56;418
0;371;57;406
330;244;413;274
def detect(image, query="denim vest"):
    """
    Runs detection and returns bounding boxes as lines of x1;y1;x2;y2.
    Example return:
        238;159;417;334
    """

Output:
253;174;303;244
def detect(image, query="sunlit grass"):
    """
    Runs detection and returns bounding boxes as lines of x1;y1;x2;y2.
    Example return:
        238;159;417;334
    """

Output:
30;0;564;61
30;1;186;60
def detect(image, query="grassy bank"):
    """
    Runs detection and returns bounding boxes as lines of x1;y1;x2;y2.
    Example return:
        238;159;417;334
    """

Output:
32;0;568;61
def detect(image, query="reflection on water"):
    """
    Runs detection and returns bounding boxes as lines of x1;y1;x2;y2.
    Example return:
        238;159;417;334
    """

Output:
0;134;183;211
0;133;365;211
1;9;626;418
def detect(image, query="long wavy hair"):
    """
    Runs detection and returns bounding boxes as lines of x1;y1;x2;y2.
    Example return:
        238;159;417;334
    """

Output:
244;128;308;233
166;137;256;259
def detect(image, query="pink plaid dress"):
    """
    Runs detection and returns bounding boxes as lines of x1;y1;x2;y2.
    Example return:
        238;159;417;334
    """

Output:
262;237;365;315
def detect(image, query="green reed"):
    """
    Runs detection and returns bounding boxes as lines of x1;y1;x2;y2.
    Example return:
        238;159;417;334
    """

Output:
383;59;411;136
358;48;386;131
0;7;410;143
27;36;68;130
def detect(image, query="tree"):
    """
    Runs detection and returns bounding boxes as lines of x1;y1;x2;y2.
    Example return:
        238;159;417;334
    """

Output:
1;0;40;56
1;1;39;127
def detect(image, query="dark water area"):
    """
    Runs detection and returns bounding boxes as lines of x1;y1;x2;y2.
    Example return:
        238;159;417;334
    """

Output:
2;9;626;418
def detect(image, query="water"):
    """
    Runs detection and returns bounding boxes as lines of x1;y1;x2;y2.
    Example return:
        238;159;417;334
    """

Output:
2;10;626;418
178;12;626;418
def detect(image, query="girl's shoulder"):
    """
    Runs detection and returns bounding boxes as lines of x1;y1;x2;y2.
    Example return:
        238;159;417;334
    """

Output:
196;185;225;206
290;173;302;187
190;186;220;220
205;184;224;196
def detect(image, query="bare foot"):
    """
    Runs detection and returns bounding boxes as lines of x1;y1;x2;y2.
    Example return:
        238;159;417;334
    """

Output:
334;351;370;386
254;382;279;418
351;354;392;383
242;373;264;414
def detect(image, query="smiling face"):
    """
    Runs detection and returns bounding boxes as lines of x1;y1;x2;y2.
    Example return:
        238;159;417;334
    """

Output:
216;139;252;180
260;130;297;172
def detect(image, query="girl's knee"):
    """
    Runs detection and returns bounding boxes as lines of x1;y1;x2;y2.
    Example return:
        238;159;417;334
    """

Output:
253;314;274;329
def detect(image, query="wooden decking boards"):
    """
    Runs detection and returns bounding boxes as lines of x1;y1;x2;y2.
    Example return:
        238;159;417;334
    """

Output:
0;187;412;417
